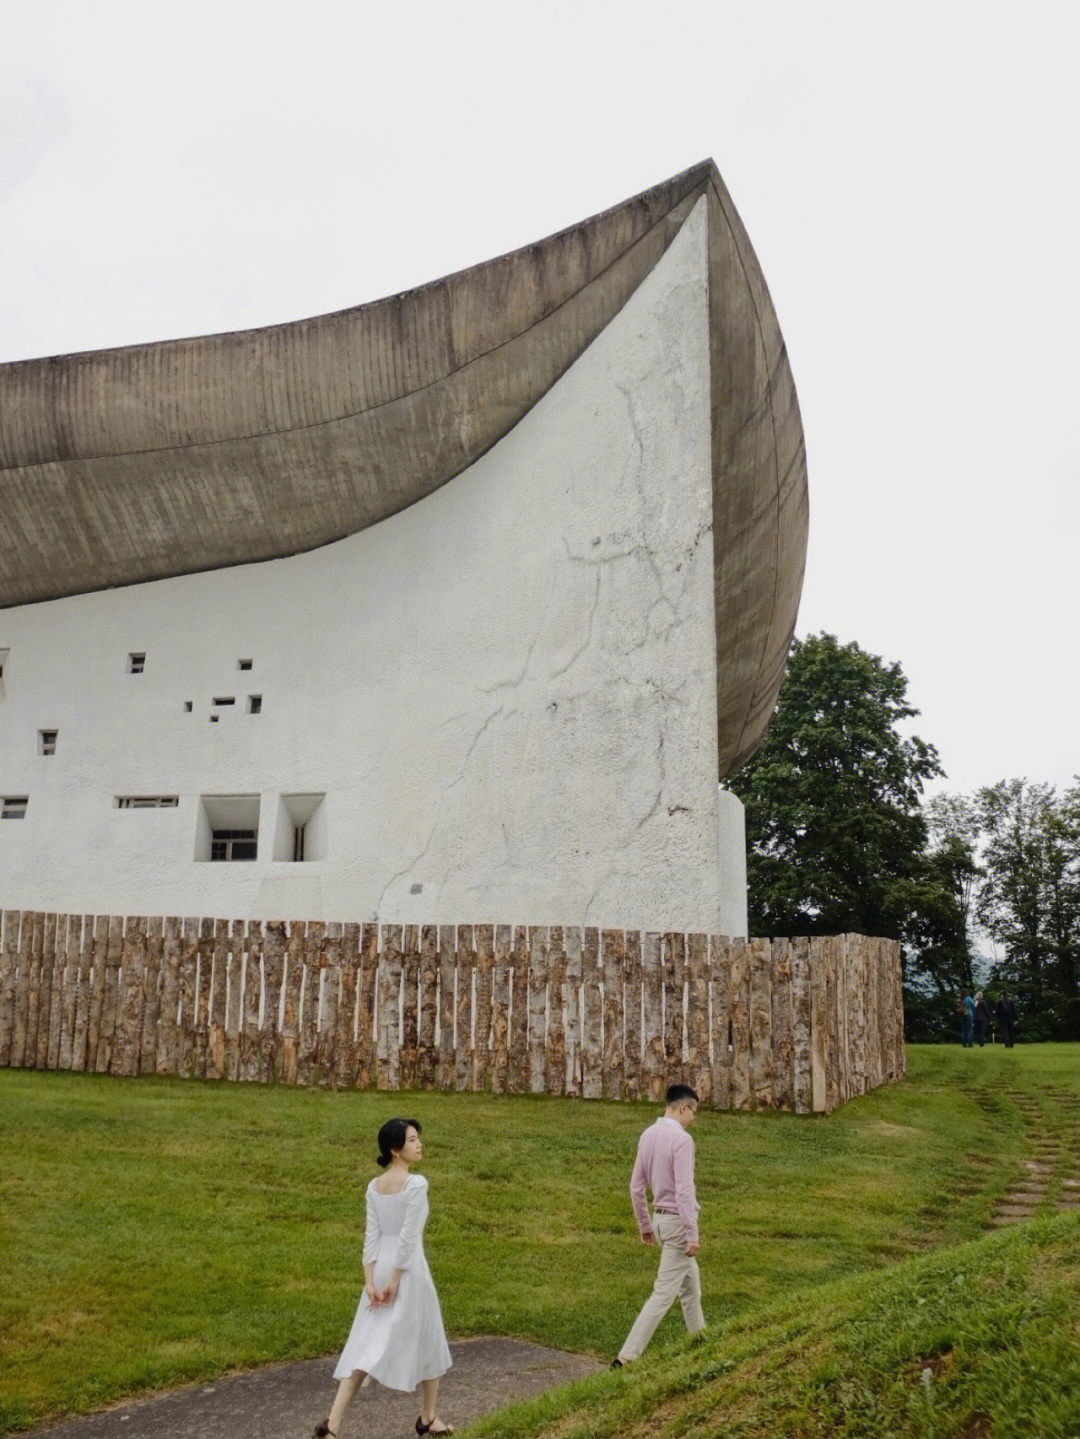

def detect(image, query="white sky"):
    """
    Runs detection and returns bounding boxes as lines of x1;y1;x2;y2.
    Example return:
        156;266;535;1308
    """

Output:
3;1;1077;798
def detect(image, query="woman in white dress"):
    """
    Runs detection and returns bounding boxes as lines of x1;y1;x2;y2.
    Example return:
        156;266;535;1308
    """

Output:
313;1118;453;1438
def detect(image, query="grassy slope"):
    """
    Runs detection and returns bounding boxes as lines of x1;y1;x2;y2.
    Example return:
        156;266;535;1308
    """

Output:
462;1216;1079;1439
1;1044;1077;1433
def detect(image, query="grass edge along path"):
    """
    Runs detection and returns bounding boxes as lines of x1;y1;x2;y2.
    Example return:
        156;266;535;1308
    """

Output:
461;1214;1080;1439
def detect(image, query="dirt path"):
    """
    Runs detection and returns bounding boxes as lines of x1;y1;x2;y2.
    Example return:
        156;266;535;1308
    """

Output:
27;1337;600;1439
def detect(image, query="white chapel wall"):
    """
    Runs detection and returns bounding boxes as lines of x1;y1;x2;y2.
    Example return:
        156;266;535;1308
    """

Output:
0;199;732;931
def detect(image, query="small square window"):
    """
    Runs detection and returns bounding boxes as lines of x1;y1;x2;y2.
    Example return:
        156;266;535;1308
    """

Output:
209;715;219;724
2;796;28;819
213;697;235;706
248;695;262;714
184;701;193;713
129;653;145;674
39;729;58;756
238;658;253;671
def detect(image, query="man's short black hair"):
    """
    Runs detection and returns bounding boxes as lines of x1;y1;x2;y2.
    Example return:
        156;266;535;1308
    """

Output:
665;1083;699;1106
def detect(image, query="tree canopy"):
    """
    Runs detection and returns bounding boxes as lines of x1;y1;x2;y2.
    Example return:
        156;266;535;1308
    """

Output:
727;632;941;941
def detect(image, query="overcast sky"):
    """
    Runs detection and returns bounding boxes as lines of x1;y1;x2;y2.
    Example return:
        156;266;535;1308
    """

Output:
3;2;1077;797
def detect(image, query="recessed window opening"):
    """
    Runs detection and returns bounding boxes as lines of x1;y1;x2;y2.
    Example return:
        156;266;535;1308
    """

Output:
238;658;253;671
2;796;28;819
209;715;219;723
212;697;235;706
248;694;262;714
128;653;145;674
196;794;260;862
116;796;179;809
210;829;257;861
39;729;58;756
273;793;326;861
0;648;8;697
184;701;193;713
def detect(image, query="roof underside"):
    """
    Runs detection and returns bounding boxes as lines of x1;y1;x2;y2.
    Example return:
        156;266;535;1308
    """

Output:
0;160;807;776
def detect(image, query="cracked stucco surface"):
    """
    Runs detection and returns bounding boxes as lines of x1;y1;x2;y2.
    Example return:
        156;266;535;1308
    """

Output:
0;200;734;931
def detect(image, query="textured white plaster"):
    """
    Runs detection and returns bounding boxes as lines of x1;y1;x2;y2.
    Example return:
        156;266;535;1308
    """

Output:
0;199;740;931
717;788;748;937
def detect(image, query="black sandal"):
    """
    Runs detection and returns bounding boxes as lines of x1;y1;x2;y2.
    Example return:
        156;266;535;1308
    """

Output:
312;1424;337;1438
416;1419;454;1436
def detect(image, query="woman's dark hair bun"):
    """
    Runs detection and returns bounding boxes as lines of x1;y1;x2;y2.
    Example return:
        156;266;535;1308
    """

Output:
376;1117;421;1167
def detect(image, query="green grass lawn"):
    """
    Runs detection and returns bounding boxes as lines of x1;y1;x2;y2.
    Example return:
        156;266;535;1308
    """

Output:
1;1044;1077;1434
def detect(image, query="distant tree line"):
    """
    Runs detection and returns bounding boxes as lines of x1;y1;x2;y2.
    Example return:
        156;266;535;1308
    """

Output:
728;633;1079;1043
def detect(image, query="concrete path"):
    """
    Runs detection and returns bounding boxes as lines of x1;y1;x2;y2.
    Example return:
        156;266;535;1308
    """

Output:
29;1338;601;1439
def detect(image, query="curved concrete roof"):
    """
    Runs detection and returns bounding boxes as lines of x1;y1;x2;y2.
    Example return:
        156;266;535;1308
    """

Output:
0;160;806;775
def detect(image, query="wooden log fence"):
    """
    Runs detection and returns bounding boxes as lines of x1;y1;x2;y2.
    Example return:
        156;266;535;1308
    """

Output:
0;911;905;1113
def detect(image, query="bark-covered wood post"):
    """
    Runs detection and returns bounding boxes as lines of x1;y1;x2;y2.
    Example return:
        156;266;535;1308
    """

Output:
204;918;228;1081
139;917;164;1077
491;924;511;1095
601;929;625;1101
45;914;64;1069
662;932;685;1088
262;921;287;1083
189;917;212;1080
85;915;110;1074
335;923;361;1089
837;934;851;1103
748;938;774;1109
772;938;795;1111
24;911;44;1069
730;940;752;1111
33;912;54;1070
824;937;840;1113
454;925;475;1093
273;921;300;1084
399;925;420;1090
417;925;439;1089
221;920;242;1081
623;930;643;1102
356;923;378;1090
58;915;81;1072
237;920;261;1084
377;925;402;1091
0;911;19;1067
809;937;827;1112
686;933;711;1104
709;936;732;1112
562;926;583;1097
155;917;180;1075
46;914;69;1070
115;916;145;1076
10;911;32;1068
527;927;547;1095
791;936;812;1114
295;921;321;1088
172;918;194;1078
545;926;566;1097
96;915;124;1075
472;924;494;1093
72;914;95;1074
641;931;664;1102
437;926;456;1092
580;927;602;1100
318;922;343;1089
510;925;530;1095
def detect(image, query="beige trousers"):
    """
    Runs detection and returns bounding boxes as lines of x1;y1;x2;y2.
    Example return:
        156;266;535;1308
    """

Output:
618;1211;705;1361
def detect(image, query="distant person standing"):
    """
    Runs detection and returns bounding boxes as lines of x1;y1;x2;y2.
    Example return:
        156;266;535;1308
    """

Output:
974;992;990;1047
959;990;975;1047
996;991;1018;1048
612;1084;705;1367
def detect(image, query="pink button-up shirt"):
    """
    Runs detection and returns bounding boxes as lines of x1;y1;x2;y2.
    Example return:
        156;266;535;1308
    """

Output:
629;1115;700;1245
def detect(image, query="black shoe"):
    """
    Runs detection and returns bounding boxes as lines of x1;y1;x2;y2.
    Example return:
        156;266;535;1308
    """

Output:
610;1358;624;1369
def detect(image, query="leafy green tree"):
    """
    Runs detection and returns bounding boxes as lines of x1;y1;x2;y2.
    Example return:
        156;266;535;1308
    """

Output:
976;778;1079;1040
728;633;942;942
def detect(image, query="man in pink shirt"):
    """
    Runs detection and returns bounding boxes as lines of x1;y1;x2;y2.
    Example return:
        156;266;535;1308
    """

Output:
613;1083;705;1366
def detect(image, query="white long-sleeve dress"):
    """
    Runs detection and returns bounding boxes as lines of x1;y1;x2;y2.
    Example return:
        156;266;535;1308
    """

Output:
333;1173;452;1392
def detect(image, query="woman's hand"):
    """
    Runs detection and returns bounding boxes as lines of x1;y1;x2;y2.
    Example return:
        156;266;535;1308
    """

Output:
364;1281;383;1307
380;1270;402;1305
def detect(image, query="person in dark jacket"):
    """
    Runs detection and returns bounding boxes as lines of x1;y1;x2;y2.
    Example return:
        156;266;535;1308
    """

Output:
959;990;975;1047
995;991;1017;1047
973;992;990;1046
